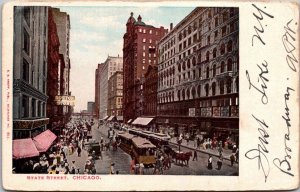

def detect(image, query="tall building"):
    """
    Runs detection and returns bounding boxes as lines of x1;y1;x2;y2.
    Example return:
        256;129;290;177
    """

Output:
144;65;158;117
52;8;73;122
107;71;123;116
87;102;95;114
13;7;49;139
47;7;61;128
157;7;239;143
99;56;123;119
94;64;104;118
123;13;167;122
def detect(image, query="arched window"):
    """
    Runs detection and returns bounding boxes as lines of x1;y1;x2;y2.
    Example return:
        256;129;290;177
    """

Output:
205;84;209;96
227;40;233;52
192;87;196;99
182;62;186;70
187;60;191;68
206;51;209;61
227;79;232;93
212;82;216;96
198;53;201;63
213;65;216;77
220;43;225;55
206;66;209;79
199;67;202;78
186;88;190;99
213;48;217;58
182;89;185;100
177;90;181;101
221;61;225;73
197;85;201;97
227;58;233;71
192;57;196;66
220;80;224;94
236;78;239;92
178;63;181;72
207;35;210;45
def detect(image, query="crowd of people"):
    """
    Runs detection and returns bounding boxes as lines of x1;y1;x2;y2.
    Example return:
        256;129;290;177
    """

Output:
14;119;99;174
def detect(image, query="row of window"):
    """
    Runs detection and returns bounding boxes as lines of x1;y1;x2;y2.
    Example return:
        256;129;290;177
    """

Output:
138;28;160;35
21;95;46;118
158;78;238;103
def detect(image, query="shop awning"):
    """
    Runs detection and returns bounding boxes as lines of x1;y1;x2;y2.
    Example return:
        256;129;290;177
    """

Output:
132;117;154;126
33;130;57;152
127;119;132;124
107;116;114;121
13;138;39;159
104;116;109;120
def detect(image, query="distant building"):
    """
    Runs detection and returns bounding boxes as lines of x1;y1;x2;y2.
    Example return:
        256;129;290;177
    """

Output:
13;7;49;139
94;64;104;118
157;7;239;143
108;71;123;117
99;56;123;119
123;12;167;122
87;102;95;114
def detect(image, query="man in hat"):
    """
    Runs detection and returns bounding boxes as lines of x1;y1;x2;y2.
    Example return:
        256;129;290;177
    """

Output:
110;163;115;174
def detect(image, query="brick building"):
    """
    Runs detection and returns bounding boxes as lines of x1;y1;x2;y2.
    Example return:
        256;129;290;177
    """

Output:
46;8;61;128
123;12;167;122
144;65;158;116
157;7;239;144
107;71;123;117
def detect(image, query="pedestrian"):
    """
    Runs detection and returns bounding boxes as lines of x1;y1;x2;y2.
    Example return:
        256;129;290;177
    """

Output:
235;148;239;163
207;155;213;170
192;149;198;161
130;159;135;174
230;153;235;166
77;146;82;157
139;163;144;175
217;156;223;170
110;163;115;174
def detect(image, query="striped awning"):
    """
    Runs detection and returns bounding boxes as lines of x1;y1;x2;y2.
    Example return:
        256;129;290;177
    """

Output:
132;117;154;126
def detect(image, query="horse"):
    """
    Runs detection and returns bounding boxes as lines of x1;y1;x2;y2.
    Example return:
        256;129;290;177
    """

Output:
175;151;193;166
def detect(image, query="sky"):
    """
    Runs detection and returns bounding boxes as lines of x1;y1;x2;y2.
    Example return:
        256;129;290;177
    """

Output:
56;6;195;112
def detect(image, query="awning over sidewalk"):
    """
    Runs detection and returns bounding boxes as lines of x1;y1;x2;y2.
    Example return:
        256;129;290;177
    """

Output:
13;138;39;159
33;130;57;152
104;116;109;120
132;117;154;126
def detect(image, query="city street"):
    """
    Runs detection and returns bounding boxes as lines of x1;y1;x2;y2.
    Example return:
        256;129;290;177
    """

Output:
66;121;238;176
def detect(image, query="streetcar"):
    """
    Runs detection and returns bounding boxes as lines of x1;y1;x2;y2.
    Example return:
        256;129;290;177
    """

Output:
131;137;156;166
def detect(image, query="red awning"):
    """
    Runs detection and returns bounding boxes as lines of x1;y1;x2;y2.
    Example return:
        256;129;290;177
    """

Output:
33;130;57;152
13;138;39;159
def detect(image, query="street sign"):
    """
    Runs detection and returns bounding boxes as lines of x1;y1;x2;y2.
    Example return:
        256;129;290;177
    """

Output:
54;95;75;106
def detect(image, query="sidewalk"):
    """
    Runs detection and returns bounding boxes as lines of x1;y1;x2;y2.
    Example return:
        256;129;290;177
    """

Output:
169;138;235;161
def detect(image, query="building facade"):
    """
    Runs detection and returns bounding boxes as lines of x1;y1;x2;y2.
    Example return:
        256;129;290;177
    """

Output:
87;102;95;114
95;64;104;118
157;7;239;143
99;56;123;119
144;65;158;116
52;8;72;121
13;6;49;139
123;13;168;122
47;8;61;128
107;71;123;116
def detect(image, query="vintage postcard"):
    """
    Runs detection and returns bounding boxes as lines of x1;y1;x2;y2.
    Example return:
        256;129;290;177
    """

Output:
1;0;299;191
